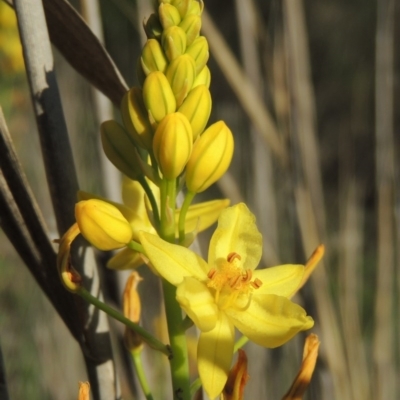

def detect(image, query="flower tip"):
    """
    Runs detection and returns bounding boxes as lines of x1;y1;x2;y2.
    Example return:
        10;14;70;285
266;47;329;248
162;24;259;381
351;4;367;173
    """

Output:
222;349;250;400
78;381;90;400
282;334;320;400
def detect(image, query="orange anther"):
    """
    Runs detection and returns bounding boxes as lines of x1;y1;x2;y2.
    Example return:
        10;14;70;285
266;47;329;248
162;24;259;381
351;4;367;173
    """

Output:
207;268;217;279
227;252;241;263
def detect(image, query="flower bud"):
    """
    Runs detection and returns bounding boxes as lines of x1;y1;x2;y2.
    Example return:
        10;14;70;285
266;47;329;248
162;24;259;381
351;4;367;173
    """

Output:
153;112;193;179
166;54;196;107
143;71;176;123
121;87;153;150
159;3;181;29
179;14;201;46
185;36;209;75
192;65;211;88
162;25;187;61
187;0;203;16
178;84;211;140
100;120;143;180
141;39;168;75
143;13;163;39
123;271;144;351
171;0;191;18
75;199;133;251
186;121;234;193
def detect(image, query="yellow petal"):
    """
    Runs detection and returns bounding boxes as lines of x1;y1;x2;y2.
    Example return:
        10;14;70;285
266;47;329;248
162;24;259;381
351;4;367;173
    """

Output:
253;264;304;298
208;203;262;271
225;294;314;348
122;177;160;216
176;277;218;332
198;312;235;400
107;247;144;270
139;232;208;285
175;198;230;235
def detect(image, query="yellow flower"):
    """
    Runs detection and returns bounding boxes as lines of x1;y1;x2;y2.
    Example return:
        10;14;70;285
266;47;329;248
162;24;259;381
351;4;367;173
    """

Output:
139;203;314;399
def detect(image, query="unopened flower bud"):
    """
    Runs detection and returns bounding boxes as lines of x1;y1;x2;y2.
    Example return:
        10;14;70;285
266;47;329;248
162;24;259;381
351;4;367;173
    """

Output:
187;0;203;16
143;71;176;123
143;13;163;39
178;84;211;140
171;0;191;18
123;271;144;351
186;121;234;193
100;120;143;180
185;36;209;75
159;3;181;30
162;25;187;61
121;87;153;150
166;54;196;107
141;39;168;75
192;65;211;88
179;14;201;46
153;112;193;179
75;199;133;251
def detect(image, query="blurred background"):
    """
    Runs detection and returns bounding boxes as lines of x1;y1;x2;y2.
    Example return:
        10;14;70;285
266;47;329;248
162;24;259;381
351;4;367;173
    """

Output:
0;0;399;399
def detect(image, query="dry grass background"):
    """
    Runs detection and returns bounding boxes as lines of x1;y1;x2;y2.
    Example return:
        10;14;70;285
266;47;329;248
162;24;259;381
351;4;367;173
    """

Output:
0;0;399;399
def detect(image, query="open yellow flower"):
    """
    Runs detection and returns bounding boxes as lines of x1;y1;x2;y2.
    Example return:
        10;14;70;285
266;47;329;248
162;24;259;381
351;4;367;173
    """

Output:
139;203;314;399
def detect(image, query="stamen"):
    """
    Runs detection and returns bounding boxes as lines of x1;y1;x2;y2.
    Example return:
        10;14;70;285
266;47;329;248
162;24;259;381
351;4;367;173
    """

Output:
207;268;217;279
227;252;241;263
250;278;263;289
242;269;252;283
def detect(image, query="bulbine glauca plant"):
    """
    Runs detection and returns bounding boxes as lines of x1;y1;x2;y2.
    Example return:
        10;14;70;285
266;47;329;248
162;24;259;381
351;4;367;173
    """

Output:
1;0;323;399
56;1;323;399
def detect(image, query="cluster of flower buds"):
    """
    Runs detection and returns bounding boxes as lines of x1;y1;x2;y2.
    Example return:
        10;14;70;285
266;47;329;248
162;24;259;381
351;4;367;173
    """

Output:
101;0;234;192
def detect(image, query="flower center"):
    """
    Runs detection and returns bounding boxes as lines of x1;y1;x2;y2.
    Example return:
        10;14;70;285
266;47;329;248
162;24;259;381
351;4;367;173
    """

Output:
207;252;262;309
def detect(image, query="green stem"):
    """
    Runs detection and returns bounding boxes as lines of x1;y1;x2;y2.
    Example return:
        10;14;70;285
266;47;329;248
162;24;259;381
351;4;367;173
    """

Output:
127;239;145;254
178;191;196;244
138;175;160;232
234;335;249;352
131;349;154;400
77;287;170;356
190;378;202;398
160;178;176;242
158;177;190;399
162;279;191;400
